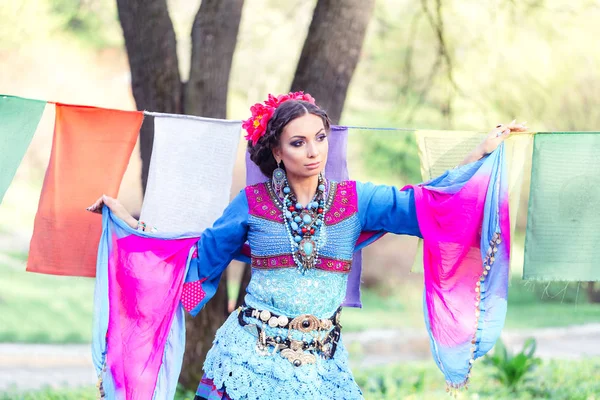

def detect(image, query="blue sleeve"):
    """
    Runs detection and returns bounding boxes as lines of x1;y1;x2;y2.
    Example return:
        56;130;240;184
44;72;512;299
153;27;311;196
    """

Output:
356;181;422;238
183;190;249;316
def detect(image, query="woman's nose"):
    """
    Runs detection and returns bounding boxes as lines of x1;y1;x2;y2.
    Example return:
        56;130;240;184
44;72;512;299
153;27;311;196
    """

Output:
307;141;319;158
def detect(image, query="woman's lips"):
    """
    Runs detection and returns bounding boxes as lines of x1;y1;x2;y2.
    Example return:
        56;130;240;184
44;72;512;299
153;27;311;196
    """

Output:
305;161;321;170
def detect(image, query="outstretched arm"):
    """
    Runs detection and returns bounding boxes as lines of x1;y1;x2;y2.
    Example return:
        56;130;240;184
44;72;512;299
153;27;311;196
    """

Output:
357;181;421;237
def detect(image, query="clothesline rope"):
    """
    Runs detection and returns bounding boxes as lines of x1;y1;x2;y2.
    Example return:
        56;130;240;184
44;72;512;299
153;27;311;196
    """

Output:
4;94;600;134
143;111;242;124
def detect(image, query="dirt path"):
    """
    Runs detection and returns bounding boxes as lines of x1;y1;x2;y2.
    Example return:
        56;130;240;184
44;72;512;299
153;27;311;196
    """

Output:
1;324;599;392
343;323;600;368
0;344;95;392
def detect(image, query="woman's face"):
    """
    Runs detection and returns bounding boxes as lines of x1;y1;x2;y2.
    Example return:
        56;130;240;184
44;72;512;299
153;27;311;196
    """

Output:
273;113;328;181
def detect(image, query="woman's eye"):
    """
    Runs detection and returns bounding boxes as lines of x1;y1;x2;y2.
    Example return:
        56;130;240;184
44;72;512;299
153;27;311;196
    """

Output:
317;134;327;141
291;141;304;147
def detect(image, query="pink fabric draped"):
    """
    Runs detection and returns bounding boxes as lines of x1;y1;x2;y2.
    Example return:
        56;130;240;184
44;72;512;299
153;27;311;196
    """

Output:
405;145;510;388
105;231;197;399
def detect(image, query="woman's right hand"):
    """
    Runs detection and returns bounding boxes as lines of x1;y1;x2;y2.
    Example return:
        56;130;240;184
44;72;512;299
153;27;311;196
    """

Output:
87;194;138;229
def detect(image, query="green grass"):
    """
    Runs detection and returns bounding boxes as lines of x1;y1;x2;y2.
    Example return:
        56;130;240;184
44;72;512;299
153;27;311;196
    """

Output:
0;387;98;400
0;253;95;344
354;357;600;400
0;385;200;400
2;358;599;399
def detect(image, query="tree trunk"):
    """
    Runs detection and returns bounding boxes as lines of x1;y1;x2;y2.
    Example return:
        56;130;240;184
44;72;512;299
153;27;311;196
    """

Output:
179;0;244;388
117;0;244;390
116;0;182;193
185;0;244;118
587;282;600;303
290;0;375;124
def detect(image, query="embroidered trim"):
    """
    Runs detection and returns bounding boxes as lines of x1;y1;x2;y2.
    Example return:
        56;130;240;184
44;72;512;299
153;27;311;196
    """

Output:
252;254;293;269
246;181;353;225
252;254;351;273
245;183;283;223
317;257;352;272
324;181;358;225
244;181;357;273
265;180;283;208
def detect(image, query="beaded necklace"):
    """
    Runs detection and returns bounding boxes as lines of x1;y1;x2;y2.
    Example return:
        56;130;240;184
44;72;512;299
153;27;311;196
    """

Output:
280;175;327;272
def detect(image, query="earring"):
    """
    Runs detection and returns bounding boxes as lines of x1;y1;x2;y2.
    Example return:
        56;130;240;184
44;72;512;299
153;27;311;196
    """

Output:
272;161;286;196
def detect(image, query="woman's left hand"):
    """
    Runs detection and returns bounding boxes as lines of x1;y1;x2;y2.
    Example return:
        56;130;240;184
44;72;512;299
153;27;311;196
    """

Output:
479;120;528;155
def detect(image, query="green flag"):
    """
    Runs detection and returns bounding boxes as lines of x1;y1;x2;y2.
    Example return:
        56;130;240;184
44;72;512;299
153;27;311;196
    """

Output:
524;132;600;281
0;95;46;204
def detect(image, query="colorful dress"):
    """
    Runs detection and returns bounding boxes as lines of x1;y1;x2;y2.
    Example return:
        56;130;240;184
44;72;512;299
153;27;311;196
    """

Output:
93;146;510;400
190;180;420;399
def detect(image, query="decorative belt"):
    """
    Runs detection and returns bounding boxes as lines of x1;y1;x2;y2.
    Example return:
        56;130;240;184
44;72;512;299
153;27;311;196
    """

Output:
237;303;342;367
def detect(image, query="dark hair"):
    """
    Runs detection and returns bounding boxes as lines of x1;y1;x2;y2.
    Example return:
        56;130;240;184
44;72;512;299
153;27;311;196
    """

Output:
248;100;331;177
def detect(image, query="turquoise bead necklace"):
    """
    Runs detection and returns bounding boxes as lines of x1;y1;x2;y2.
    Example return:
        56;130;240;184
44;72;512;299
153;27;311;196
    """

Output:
281;174;327;272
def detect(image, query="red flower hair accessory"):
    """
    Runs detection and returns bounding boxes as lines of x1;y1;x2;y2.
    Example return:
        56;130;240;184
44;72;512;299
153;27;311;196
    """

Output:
243;91;316;145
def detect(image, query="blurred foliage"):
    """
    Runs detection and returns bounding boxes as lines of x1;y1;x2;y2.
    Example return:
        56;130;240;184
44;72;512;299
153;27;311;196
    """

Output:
341;0;600;182
483;338;542;390
0;0;121;50
48;0;121;48
2;0;600;183
354;129;423;185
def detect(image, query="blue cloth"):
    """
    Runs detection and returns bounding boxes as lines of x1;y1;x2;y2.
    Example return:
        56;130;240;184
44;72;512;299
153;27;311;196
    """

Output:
357;182;422;237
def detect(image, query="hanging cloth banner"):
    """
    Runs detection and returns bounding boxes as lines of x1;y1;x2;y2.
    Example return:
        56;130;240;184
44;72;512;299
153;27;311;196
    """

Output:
140;113;241;234
27;104;143;277
0;95;46;204
244;125;367;307
415;130;533;253
94;114;241;399
405;144;510;388
93;208;197;400
524;132;600;281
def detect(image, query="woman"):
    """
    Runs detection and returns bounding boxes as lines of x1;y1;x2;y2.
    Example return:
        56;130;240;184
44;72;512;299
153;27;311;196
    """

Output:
89;92;526;399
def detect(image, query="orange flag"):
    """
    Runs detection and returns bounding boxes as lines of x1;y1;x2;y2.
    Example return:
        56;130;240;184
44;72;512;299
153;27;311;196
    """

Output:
27;104;143;277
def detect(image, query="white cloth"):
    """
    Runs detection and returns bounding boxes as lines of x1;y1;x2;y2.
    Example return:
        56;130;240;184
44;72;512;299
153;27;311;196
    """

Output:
140;113;241;234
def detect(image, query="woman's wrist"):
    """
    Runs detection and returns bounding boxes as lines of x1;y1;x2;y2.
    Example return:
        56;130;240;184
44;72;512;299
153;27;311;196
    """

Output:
125;215;138;230
475;143;488;157
458;143;486;167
